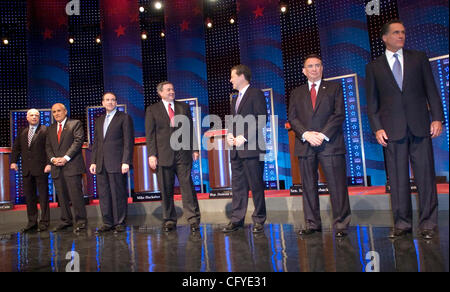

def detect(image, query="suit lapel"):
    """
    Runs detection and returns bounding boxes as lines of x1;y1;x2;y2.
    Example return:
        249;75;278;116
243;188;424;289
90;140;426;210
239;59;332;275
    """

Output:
302;85;314;113
401;50;410;91
237;88;250;114
313;80;327;113
58;120;69;148
28;125;41;148
104;111;119;140
381;54;402;92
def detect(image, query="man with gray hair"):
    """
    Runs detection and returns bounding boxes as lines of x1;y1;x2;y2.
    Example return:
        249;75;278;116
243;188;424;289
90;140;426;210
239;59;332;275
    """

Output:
11;109;51;232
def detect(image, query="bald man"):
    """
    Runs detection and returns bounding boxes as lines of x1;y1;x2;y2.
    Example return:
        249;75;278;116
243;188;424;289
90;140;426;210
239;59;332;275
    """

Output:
46;103;87;232
11;109;51;232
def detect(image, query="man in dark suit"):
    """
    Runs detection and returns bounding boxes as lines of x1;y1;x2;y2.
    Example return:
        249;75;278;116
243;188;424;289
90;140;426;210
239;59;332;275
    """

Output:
89;92;134;234
289;54;351;238
366;20;444;239
222;64;267;234
145;81;201;233
46;103;87;232
11;109;51;232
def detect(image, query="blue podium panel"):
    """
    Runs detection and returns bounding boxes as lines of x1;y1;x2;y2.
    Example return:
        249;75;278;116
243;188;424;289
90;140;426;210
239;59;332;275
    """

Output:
10;109;53;204
324;75;367;186
430;55;449;182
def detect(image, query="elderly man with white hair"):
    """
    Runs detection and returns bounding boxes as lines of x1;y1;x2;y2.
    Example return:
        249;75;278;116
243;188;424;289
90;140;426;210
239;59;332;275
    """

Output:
11;109;51;232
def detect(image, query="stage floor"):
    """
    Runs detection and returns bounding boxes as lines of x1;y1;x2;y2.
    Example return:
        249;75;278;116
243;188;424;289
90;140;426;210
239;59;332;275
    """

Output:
0;210;448;272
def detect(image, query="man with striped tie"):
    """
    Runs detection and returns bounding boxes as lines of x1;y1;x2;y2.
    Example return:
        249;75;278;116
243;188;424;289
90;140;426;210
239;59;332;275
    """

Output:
366;20;444;239
11;109;51;232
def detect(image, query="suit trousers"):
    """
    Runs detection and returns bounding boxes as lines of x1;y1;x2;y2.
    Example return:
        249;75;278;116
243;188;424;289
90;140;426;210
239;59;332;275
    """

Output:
156;152;201;224
299;154;351;231
97;169;129;227
53;169;87;225
385;129;438;231
22;174;50;226
230;157;266;225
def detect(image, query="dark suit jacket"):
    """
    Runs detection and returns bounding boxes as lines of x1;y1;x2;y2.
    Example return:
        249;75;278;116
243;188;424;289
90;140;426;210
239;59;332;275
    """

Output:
145;101;197;167
365;49;444;140
45;119;86;178
91;110;134;173
288;80;346;157
11;124;49;177
229;87;267;159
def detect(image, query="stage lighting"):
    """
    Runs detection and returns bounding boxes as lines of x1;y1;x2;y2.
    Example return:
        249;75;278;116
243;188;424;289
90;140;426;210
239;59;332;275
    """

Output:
161;32;165;38
154;1;162;10
307;0;313;5
95;37;101;44
141;32;147;40
139;6;145;13
69;38;74;44
230;18;235;24
3;39;8;45
206;19;213;29
281;5;287;13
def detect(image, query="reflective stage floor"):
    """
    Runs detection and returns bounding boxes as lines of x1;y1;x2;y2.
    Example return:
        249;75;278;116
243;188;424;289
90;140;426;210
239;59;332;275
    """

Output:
0;211;448;272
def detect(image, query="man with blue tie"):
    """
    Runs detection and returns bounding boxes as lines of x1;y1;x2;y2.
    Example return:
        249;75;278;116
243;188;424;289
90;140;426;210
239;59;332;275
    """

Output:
11;109;51;232
366;20;444;239
222;65;267;234
90;93;134;233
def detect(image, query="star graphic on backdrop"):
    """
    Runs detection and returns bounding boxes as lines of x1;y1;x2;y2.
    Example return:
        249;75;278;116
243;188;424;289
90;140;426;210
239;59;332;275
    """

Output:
115;25;126;37
253;5;265;19
180;20;190;32
43;28;53;40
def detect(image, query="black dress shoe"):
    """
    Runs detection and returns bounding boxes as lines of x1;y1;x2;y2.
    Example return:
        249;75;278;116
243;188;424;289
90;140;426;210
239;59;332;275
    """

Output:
21;224;37;233
421;229;435;240
298;228;321;236
190;222;200;232
252;223;264;234
335;230;347;238
163;221;176;232
95;225;113;234
37;223;48;232
53;223;72;232
114;225;126;233
222;222;243;233
388;228;411;239
74;223;87;233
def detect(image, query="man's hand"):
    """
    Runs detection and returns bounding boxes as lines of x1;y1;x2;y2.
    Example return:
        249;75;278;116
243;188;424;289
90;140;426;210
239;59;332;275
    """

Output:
192;151;199;161
148;156;158;171
226;133;235;147
89;164;96;175
430;121;443;138
235;135;246;147
10;163;18;171
44;165;51;173
375;129;388;147
303;131;323;147
122;163;130;174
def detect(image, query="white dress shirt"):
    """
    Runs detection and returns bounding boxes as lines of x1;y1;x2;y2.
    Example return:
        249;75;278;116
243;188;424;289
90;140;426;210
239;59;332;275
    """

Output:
385;48;404;76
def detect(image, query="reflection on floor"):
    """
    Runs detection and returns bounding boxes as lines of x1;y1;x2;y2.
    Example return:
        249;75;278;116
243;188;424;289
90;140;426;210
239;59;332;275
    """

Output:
0;211;448;272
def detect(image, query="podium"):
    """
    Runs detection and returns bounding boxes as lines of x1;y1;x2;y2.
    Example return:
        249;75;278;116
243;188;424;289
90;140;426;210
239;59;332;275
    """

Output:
132;139;161;201
205;130;232;198
0;148;13;210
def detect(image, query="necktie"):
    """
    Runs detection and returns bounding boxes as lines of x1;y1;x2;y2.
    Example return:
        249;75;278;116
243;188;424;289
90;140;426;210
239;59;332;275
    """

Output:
311;83;317;110
392;53;403;90
28;127;35;147
103;114;111;138
57;123;62;143
168;103;175;127
235;92;243;113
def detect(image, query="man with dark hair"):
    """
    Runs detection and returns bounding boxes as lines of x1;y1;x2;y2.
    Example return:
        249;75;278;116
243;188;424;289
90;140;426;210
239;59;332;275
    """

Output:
11;109;51;232
90;92;134;234
145;81;201;233
222;64;267;234
46;103;87;233
289;55;351;238
366;21;444;239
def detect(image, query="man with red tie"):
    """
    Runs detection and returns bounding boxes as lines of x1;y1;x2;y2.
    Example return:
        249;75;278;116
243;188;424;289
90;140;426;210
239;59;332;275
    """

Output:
45;103;87;233
288;54;351;238
145;81;200;233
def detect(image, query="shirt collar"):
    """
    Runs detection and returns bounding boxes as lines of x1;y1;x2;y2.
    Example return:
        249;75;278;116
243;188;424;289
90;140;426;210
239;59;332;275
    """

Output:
308;79;322;90
386;48;403;59
239;84;250;97
106;108;117;117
